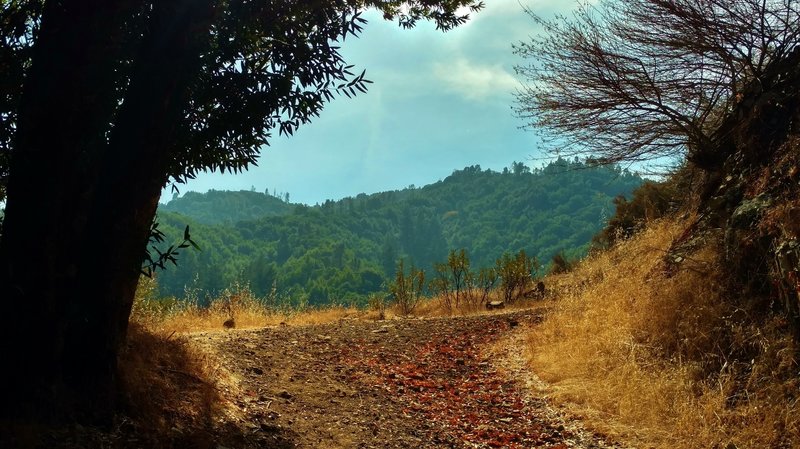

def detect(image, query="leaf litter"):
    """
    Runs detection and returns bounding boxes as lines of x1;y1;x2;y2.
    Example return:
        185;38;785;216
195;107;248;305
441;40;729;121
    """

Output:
192;310;625;448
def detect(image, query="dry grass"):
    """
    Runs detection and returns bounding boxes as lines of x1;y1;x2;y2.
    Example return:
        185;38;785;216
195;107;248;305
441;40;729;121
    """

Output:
526;217;800;448
118;323;240;442
120;278;365;443
132;278;362;333
413;289;545;317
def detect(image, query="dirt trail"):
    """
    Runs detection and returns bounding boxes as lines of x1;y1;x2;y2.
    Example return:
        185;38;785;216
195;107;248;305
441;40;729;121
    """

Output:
192;310;621;449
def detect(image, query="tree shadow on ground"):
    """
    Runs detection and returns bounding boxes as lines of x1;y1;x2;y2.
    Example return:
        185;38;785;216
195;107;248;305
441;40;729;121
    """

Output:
1;324;298;449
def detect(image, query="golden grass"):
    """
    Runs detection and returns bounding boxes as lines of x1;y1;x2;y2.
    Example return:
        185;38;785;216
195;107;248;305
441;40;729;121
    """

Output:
413;289;544;317
118;323;239;440
526;217;800;448
132;279;363;333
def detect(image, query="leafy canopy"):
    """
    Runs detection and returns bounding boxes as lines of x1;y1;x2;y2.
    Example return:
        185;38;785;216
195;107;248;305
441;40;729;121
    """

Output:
0;0;485;201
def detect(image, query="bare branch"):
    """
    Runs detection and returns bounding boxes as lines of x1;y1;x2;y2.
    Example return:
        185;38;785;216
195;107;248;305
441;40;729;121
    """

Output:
514;0;800;170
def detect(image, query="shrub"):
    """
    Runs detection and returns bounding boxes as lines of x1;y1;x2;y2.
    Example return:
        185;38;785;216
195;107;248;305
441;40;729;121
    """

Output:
496;250;539;303
390;259;425;315
593;180;679;248
548;250;577;275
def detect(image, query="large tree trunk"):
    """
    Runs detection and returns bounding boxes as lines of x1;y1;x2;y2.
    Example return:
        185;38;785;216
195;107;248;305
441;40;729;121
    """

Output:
0;0;214;424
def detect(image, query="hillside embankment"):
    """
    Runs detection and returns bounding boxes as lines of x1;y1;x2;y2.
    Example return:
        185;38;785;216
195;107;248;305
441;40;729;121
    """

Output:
526;217;800;449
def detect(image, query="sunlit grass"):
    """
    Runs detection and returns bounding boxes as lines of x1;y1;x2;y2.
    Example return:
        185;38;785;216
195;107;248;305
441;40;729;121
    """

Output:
413;289;546;317
131;278;362;333
526;217;800;448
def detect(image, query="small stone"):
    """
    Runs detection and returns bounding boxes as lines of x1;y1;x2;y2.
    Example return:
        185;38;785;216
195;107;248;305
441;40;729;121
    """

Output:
278;390;293;400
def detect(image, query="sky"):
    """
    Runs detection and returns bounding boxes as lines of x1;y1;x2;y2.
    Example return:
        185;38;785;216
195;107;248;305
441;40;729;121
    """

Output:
166;0;578;205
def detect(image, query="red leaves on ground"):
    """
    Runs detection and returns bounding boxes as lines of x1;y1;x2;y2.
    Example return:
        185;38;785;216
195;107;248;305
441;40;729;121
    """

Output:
337;315;565;448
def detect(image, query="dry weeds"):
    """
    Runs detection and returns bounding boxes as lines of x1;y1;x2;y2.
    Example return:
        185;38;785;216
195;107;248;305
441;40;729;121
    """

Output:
526;217;800;448
131;278;362;333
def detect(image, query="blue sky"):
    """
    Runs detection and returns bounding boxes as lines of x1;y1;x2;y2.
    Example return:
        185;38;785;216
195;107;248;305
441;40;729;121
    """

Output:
168;0;578;205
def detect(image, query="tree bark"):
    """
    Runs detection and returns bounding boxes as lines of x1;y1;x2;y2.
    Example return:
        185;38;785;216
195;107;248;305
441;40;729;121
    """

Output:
0;0;215;424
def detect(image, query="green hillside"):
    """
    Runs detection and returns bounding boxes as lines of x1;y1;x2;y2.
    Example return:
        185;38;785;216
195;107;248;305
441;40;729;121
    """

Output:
154;158;643;306
160;188;294;224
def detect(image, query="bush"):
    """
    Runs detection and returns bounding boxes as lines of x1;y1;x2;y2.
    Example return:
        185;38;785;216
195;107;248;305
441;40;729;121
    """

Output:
496;250;539;303
390;259;425;315
367;293;388;320
548;251;577;275
593;180;678;248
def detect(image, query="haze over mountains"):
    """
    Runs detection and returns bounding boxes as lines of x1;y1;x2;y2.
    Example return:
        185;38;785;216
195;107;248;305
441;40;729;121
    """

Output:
155;158;643;306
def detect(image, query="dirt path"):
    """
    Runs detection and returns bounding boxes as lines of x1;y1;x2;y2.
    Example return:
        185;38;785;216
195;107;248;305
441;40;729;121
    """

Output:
192;310;621;449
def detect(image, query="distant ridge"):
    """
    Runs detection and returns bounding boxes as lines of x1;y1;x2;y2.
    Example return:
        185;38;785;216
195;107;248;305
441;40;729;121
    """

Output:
162;189;294;224
154;159;643;305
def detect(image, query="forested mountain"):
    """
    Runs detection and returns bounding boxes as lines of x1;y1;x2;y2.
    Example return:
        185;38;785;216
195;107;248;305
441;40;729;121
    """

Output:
154;159;643;305
161;189;294;224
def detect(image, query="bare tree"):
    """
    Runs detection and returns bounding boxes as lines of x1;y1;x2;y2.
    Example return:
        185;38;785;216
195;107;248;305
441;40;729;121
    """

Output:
513;0;800;171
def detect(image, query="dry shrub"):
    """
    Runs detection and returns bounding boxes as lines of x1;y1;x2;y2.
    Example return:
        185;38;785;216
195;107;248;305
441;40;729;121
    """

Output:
527;217;800;449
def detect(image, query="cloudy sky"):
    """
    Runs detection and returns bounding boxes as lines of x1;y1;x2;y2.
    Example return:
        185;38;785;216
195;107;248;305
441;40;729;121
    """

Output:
168;0;577;205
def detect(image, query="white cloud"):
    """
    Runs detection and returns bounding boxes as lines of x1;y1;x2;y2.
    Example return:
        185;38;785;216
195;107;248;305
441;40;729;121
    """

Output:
433;58;519;101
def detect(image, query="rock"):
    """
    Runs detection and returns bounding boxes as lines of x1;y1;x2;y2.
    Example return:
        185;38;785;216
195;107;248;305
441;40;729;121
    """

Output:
278;390;293;400
247;366;264;375
315;335;332;343
730;194;772;228
486;300;505;310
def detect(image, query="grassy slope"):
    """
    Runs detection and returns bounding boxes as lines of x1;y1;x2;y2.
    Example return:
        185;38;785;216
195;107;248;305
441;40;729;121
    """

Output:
526;217;799;448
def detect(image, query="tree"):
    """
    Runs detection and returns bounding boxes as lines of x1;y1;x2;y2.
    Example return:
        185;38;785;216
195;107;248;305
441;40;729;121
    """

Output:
513;0;800;171
0;0;484;423
390;259;425;316
515;0;800;344
496;250;538;303
510;161;530;175
447;248;470;308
